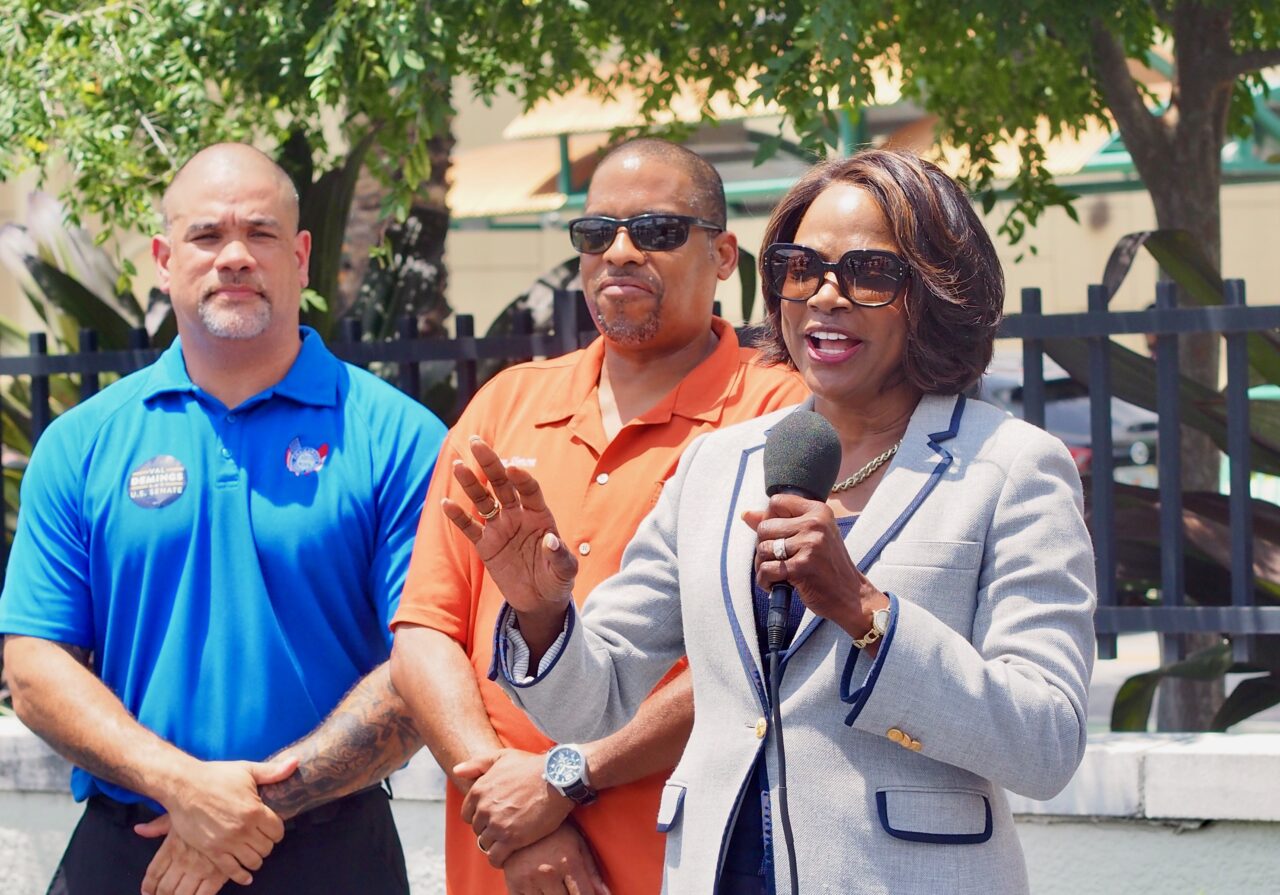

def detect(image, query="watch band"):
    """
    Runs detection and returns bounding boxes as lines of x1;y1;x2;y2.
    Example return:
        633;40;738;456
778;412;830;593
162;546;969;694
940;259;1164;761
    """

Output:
561;778;598;806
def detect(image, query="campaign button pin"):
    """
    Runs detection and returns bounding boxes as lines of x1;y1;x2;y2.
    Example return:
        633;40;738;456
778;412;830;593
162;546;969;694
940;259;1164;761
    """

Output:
128;455;188;509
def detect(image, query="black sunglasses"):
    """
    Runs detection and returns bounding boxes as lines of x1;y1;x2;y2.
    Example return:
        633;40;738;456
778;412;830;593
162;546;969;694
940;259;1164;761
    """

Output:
568;214;723;254
762;243;911;307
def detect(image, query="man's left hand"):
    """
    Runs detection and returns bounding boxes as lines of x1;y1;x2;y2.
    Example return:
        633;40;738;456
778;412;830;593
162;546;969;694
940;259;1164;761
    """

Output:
455;748;574;868
138;818;231;895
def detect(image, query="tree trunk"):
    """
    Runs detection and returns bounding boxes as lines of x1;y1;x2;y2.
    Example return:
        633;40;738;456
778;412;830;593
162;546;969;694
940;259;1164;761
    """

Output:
1091;1;1238;730
1100;0;1239;727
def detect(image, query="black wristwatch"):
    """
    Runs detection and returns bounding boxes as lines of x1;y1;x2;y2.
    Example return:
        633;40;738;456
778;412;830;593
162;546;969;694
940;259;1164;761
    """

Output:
543;743;598;806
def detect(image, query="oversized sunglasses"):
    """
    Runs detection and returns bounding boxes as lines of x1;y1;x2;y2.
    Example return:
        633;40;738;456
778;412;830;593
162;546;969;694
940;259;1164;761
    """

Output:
568;214;723;254
762;243;911;307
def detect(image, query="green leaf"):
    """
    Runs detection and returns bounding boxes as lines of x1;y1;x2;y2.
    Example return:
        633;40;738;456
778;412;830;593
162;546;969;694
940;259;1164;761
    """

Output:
1044;338;1280;477
1211;674;1280;731
1102;229;1280;385
1111;643;1234;732
23;258;134;350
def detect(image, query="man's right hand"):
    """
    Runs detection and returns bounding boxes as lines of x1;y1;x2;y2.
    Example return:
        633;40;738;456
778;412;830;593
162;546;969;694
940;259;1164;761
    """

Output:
135;756;298;883
441;436;578;622
455;748;573;868
502;823;611;895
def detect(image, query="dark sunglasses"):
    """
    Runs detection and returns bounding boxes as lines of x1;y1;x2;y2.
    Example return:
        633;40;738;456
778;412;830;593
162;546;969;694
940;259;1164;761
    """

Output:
762;242;911;307
568;214;723;254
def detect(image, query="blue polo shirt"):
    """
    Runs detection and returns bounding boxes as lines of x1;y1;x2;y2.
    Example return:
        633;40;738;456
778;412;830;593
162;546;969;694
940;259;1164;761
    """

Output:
0;327;446;805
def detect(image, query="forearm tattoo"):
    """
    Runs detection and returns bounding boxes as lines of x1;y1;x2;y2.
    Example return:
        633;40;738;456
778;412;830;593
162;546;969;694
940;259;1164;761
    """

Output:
258;664;422;819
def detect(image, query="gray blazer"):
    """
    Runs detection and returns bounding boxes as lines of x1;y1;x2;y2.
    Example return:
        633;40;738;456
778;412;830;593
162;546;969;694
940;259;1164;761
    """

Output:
494;394;1096;894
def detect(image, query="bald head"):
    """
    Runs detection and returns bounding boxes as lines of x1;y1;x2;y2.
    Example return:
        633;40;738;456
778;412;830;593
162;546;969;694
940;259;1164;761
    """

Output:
162;143;300;233
591;138;726;227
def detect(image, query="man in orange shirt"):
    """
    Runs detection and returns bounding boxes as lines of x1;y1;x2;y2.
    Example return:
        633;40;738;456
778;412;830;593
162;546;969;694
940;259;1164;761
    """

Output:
390;138;805;893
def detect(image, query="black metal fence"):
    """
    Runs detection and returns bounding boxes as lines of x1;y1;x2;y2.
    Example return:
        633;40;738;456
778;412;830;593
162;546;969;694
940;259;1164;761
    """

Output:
3;285;1279;660
1003;281;1280;661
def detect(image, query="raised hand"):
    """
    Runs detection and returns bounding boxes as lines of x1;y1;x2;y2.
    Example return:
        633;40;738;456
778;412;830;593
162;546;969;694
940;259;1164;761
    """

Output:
442;436;579;620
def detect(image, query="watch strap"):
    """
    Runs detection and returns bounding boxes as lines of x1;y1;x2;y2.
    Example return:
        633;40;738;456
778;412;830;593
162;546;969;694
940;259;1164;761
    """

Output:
560;778;598;806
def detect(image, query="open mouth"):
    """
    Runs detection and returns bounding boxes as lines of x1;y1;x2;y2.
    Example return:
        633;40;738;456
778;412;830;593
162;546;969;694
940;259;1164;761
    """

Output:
806;329;861;361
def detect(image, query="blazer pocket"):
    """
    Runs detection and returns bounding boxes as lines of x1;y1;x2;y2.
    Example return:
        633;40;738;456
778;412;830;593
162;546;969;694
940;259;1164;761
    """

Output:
656;780;687;833
878;540;982;570
876;787;993;845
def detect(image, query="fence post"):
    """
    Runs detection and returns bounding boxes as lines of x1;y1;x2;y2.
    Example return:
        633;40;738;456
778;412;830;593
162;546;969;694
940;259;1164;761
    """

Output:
454;315;478;421
79;329;100;400
396;314;420;399
1019;288;1045;429
340;319;364;369
28;333;50;445
1223;279;1256;662
1086;285;1117;660
1154;280;1185;661
553;290;579;356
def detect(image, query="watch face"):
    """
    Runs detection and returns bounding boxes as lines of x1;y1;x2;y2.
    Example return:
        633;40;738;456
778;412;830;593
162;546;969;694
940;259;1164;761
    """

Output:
546;747;584;787
873;607;891;633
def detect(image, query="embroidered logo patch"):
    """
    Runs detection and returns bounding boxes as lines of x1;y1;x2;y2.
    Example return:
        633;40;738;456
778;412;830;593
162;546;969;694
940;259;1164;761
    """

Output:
128;455;188;508
285;437;329;476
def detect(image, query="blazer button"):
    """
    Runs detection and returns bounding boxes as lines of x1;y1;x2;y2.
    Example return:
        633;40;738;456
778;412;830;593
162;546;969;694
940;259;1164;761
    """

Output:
755;717;768;738
886;728;905;744
908;739;923;752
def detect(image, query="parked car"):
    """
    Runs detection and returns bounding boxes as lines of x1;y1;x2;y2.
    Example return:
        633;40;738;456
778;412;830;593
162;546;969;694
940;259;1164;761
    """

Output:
974;357;1159;478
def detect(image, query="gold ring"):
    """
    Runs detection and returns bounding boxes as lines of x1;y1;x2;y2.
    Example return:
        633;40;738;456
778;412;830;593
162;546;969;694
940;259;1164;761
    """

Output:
479;502;500;521
477;834;490;854
772;538;788;562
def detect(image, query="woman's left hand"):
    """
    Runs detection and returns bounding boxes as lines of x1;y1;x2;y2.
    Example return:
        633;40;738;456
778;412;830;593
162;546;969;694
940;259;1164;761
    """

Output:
743;494;882;633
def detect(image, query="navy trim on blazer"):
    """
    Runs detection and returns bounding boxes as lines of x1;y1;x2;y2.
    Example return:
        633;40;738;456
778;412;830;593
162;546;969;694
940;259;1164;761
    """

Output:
720;443;769;712
655;782;686;833
875;789;994;845
855;394;966;577
783;395;968;663
487;601;578;688
840;592;899;726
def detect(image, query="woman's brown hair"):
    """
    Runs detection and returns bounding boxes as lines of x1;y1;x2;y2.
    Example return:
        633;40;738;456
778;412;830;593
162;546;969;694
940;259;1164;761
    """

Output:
754;149;1003;395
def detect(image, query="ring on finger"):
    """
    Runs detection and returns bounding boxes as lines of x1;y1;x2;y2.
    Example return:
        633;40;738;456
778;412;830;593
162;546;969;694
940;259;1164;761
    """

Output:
477;834;490;854
479;500;501;521
772;538;789;562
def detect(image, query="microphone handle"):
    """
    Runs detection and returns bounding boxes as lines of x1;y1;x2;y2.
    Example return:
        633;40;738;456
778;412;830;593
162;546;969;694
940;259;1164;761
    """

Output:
766;582;792;652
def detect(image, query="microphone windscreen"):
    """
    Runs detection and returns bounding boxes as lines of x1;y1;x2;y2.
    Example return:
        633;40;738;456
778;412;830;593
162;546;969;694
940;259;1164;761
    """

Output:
763;410;843;500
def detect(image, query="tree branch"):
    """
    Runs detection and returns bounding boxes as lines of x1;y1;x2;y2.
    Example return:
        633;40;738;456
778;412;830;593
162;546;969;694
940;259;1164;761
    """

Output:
1088;21;1171;169
1228;48;1280;81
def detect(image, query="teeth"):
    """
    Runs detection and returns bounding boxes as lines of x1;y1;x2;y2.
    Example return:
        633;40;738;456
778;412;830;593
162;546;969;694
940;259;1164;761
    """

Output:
810;331;849;341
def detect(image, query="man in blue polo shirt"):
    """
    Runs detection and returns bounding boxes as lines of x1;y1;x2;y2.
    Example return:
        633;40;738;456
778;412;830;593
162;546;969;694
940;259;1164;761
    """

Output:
0;143;445;894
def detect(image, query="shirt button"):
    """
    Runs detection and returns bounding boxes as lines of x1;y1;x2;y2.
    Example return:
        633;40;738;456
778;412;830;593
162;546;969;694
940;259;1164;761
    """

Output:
595;473;609;485
226;413;237;423
221;447;232;459
578;542;591;556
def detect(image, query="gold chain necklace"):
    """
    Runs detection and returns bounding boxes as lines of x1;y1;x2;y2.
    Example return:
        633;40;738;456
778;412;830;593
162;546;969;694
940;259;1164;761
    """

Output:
830;440;902;494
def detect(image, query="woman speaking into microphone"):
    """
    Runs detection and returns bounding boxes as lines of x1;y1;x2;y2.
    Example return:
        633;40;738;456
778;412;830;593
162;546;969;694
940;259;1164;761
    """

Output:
444;150;1095;894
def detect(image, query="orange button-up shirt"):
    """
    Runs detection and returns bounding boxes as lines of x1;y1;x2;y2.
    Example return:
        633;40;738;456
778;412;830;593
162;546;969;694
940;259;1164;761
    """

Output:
393;319;805;894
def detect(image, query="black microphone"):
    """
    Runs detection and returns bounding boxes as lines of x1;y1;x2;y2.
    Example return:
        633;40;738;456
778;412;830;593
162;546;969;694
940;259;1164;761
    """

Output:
762;410;843;652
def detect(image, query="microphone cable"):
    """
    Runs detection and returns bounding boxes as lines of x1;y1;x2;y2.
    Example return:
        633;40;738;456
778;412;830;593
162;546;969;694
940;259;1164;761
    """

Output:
767;593;800;894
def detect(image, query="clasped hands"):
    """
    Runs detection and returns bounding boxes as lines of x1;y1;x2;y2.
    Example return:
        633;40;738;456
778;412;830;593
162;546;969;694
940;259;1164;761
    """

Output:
455;748;609;894
135;755;297;895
